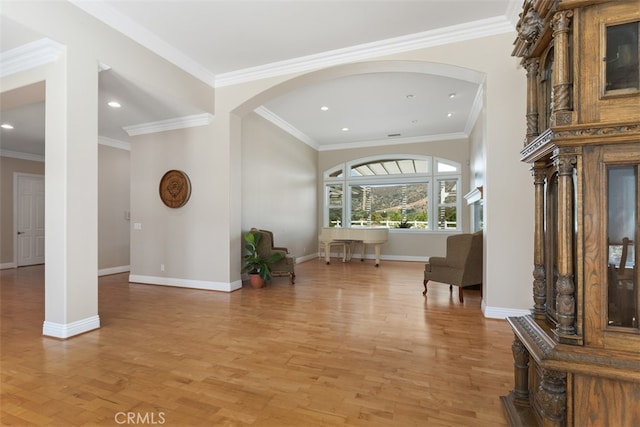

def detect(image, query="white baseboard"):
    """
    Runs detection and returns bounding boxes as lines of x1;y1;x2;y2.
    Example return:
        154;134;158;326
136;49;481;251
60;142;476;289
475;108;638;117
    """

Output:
482;303;530;319
43;315;100;339
296;253;318;263
0;262;16;270
129;274;242;292
98;265;130;276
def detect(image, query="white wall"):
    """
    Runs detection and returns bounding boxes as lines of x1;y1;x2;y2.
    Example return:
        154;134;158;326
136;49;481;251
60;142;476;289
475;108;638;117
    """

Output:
241;112;318;260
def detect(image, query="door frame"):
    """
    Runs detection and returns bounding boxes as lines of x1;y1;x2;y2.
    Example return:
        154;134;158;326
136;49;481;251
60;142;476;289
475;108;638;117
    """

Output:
13;172;45;267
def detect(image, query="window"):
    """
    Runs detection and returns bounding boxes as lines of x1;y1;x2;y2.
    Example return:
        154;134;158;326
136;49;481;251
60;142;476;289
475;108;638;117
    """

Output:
323;155;461;231
605;21;639;93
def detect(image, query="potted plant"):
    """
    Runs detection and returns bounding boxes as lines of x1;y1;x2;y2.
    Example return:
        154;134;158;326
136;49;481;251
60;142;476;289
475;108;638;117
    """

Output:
242;230;284;288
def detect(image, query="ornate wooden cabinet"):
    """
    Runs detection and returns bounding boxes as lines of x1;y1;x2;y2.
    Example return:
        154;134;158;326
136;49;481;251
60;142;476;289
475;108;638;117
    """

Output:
501;1;640;425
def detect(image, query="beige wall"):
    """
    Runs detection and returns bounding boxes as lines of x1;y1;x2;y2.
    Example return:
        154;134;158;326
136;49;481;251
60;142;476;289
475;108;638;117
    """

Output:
98;144;130;272
129;124;233;289
4;0;532;318
0;156;45;267
242;112;318;260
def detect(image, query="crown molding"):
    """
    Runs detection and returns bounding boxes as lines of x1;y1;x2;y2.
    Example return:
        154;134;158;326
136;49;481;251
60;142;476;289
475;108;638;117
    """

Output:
318;132;468;152
68;0;217;86
0;149;45;162
123;113;214;137
215;16;514;87
0;38;65;78
98;136;131;151
254;106;318;149
67;0;515;88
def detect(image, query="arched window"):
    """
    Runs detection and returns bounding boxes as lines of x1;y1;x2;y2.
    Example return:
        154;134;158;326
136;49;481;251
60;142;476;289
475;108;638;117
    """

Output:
323;155;461;231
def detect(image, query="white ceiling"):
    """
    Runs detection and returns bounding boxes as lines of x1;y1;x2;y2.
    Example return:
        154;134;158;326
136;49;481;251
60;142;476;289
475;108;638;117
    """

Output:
0;0;518;157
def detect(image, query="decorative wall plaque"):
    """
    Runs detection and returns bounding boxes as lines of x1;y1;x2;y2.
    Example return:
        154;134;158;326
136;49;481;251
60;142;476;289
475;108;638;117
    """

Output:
159;170;191;208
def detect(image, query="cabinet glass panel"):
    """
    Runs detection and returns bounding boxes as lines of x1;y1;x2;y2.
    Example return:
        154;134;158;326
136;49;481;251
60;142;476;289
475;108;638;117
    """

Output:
607;165;638;329
605;21;640;92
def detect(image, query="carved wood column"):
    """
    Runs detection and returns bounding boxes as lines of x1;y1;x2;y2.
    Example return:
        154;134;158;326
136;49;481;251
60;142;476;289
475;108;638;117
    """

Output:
537;368;567;426
551;10;573;126
524;58;540;143
532;163;547;319
554;149;577;339
511;336;530;405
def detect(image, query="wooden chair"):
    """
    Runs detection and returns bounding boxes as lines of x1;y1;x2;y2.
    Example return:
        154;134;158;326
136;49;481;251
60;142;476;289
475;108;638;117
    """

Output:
423;231;483;303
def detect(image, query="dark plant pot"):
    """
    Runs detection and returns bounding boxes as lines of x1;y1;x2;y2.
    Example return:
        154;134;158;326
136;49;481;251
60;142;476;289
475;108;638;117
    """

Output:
249;274;265;289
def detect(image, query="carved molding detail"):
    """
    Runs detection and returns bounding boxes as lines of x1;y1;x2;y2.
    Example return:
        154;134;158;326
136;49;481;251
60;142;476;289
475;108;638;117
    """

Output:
517;7;544;45
511;316;554;356
553;123;640;139
552;10;573;35
533;264;547;316
513;337;530;368
512;337;531;403
553;110;572;126
537;368;567;423
555;154;577;176
521;129;553;161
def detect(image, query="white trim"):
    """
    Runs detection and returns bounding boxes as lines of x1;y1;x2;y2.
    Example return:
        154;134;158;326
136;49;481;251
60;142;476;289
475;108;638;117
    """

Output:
482;304;530;319
98;136;131;151
318;132;468;152
0;262;17;270
0;38;65;77
296;254;317;264
123;113;214;136
464;85;485;136
42;315;101;339
68;0;217;86
1;150;45;162
98;265;130;276
464;187;483;205
215;16;514;87
255;107;468;153
254;107;318;149
67;1;513;88
129;274;242;292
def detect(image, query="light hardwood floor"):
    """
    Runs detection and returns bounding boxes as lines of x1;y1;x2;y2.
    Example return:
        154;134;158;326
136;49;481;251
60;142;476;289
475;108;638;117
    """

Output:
1;260;514;426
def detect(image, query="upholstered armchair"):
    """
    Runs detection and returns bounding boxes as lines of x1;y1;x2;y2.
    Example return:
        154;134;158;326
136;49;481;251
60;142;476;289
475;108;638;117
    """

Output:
423;231;483;303
251;228;296;284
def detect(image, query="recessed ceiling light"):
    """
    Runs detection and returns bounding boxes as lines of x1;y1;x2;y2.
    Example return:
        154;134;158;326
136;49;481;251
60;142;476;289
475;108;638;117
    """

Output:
447;113;453;117
108;101;121;108
1;123;14;130
449;93;456;99
320;106;329;111
342;127;349;132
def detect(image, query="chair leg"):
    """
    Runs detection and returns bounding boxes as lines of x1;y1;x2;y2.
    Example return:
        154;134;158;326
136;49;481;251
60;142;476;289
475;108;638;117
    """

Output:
423;279;428;296
290;272;295;285
458;287;464;303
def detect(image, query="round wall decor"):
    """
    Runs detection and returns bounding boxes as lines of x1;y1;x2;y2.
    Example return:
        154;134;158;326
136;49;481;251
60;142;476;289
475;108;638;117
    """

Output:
159;169;191;208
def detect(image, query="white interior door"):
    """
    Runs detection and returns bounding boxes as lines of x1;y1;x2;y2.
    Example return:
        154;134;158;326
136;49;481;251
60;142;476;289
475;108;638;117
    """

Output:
16;173;45;267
